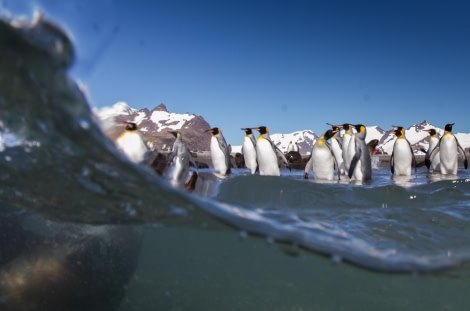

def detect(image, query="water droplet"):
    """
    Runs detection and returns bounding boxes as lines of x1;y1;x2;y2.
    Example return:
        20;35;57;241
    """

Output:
81;166;90;177
78;118;90;130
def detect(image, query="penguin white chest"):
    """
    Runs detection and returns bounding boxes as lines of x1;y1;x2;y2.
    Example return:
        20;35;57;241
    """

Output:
311;144;335;180
427;137;441;172
115;132;148;163
242;137;257;173
392;139;413;176
439;135;458;174
210;137;228;174
171;150;189;185
256;139;279;176
329;138;344;174
345;135;356;170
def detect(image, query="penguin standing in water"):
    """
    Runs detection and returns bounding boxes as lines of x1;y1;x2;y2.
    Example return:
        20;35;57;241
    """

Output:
241;128;258;174
166;131;198;190
390;126;416;177
341;124;354;171
115;122;149;163
424;128;441;173
327;124;345;175
207;127;231;176
348;124;372;183
304;129;339;180
426;123;468;175
253;126;289;176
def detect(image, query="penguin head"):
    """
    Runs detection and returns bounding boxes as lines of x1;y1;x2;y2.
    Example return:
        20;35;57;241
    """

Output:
253;126;269;135
342;123;352;131
323;129;337;140
326;123;342;132
241;128;253;135
170;131;181;138
444;123;454;132
392;126;405;137
426;129;437;136
125;122;138;131
207;127;221;135
353;124;366;133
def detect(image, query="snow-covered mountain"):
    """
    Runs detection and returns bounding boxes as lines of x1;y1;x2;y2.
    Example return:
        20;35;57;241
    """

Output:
95;103;470;156
94;102;212;151
271;130;318;154
269;121;470;156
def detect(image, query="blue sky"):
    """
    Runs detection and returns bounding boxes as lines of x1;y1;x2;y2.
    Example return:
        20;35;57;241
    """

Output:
5;0;470;145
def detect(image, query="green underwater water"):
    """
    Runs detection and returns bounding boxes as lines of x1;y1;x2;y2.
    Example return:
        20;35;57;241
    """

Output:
119;227;470;311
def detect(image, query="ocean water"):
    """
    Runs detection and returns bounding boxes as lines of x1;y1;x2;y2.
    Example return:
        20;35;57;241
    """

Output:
2;14;470;311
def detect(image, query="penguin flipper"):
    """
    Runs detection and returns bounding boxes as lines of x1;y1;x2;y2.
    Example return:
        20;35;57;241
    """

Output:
407;139;417;174
456;142;468;169
454;141;468;169
274;144;290;170
390;151;395;174
166;152;176;166
425;145;439;169
348;149;361;179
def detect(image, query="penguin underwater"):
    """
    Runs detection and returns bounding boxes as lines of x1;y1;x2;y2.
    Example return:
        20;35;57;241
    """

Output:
252;126;290;176
207;127;232;176
426;123;468;175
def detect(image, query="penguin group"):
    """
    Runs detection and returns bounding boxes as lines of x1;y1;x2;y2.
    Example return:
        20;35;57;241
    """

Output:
113;121;469;186
206;125;291;177
425;123;468;175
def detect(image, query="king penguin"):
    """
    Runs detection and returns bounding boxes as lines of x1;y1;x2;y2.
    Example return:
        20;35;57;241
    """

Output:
341;123;354;171
426;123;468;175
115;122;149;163
348;124;372;183
304;129;339;180
424;128;441;173
166;131;198;190
207;127;231;176
390;126;416;176
241;128;258;174
253;126;289;176
327;124;345;175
